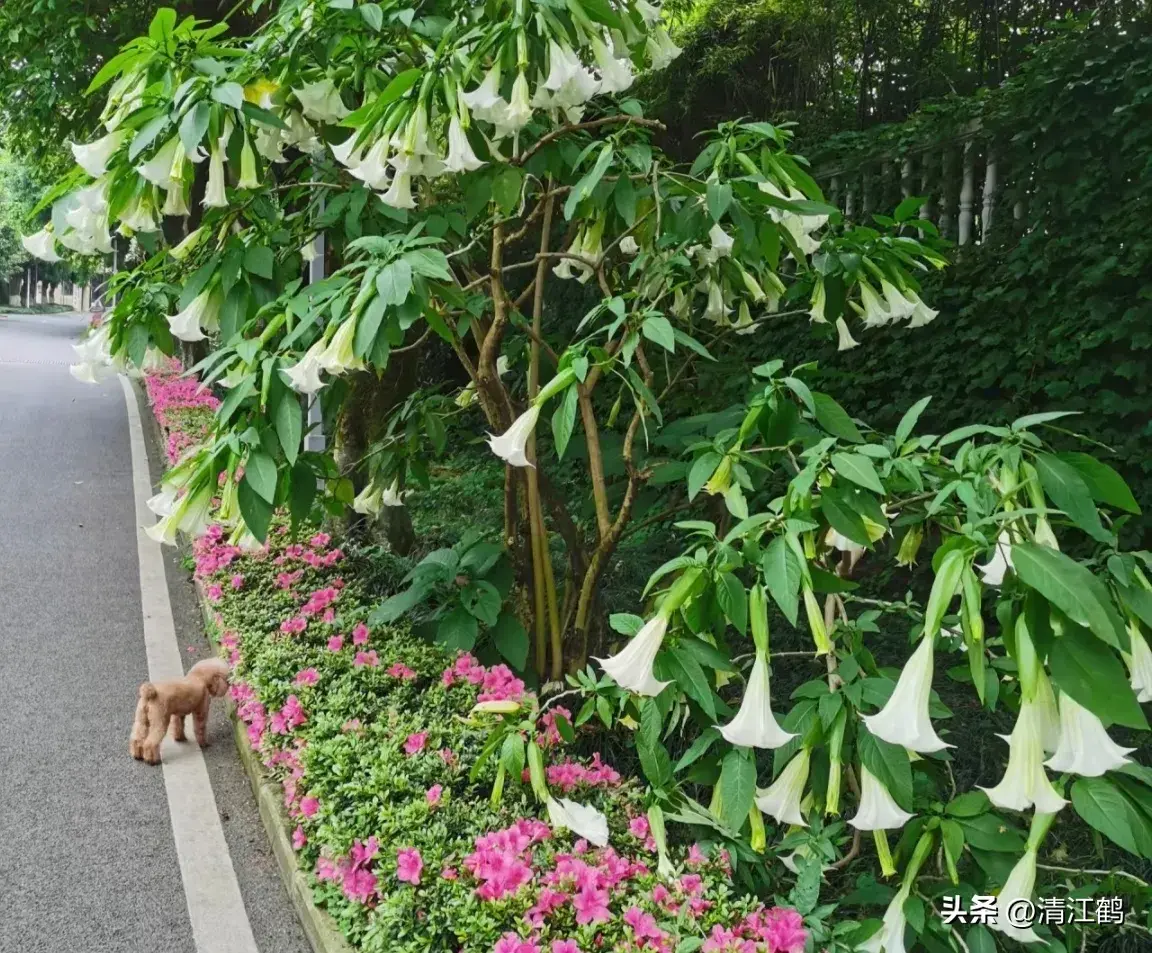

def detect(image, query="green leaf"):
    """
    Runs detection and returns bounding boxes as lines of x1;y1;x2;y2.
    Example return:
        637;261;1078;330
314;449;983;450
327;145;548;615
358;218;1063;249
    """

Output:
638;699;673;788
857;726;913;809
641;315;676;353
1011;410;1081;431
675;728;719;772
244;450;278;503
1049;624;1147;729
1011;542;1128;650
437;607;479;651
924;549;966;640
359;2;383;29
179;101;210;159
718;748;756;831
716;572;748;635
355;297;387;358
706;179;733;222
237;478;273;542
895;396;932;445
831;451;884;494
820;487;871;547
461;580;502;626
1072;776;1152;858
812;392;864;442
761;536;801;626
552;384;579;460
1034;453;1110;542
211;82;245;110
687;453;721;501
370;583;431;625
965;926;996;953
665;646;717;718
491;611;529;669
244;245;274;281
273;389;302;466
288;462;315;525
564;143;614;219
493;166;524;215
1055;452;1141;515
376;259;413;306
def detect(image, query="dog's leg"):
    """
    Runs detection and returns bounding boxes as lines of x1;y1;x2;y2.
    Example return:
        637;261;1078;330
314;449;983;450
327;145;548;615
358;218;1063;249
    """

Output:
194;698;209;747
129;694;148;760
170;714;187;742
142;701;168;765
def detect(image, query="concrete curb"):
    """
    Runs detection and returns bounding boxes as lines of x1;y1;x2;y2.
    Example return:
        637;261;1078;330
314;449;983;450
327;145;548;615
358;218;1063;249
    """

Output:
136;378;352;953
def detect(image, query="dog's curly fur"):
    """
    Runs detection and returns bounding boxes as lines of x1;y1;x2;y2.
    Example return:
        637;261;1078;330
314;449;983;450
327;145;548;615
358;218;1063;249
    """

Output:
129;658;230;764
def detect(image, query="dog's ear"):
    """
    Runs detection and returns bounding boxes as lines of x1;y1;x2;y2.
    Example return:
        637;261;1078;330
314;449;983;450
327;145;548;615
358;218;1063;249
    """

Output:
210;673;230;697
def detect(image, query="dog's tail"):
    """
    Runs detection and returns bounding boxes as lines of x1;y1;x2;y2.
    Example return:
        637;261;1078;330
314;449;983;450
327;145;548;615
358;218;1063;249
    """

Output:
139;682;158;701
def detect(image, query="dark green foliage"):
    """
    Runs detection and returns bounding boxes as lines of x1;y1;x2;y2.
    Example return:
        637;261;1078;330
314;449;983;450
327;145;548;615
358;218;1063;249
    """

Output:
765;22;1152;540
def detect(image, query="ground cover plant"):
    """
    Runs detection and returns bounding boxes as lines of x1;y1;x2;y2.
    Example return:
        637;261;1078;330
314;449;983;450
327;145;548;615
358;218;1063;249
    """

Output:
40;2;1152;950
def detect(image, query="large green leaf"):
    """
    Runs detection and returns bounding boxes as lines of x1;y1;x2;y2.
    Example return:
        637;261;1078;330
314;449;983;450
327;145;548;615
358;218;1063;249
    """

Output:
761;536;801;625
831;451;885;494
1049;624;1147;729
895;396;932;445
552;384;578;460
718;747;757;831
1072;777;1152;858
370;583;432;625
1055;452;1141;515
237;478;273;542
820;486;871;546
1011;542;1128;650
273;389;302;466
665;644;717;718
437;607;479;651
638;699;673;788
490;611;528;670
1034;453;1109;542
812;392;864;443
244;450;278;503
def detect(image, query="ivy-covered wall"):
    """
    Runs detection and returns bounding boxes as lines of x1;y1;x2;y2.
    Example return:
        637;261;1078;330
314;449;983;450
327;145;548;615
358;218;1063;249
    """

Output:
778;21;1152;542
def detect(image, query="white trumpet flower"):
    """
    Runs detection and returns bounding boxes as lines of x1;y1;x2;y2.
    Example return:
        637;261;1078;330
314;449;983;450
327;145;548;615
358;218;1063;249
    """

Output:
619;235;639;256
21;228;61;262
146;486;179;518
546;796;610;847
284;340;327;395
71;130;125;178
331;132;365;170
501;72;534;134
487;404;541;468
443;116;484;173
349;138;392;190
461;65;507;124
859;884;911;953
717;653;796;749
645;27;682;71
69;361;114;384
835;317;860;352
880;280;915;321
980;698;1068;813
596;615;672;697
238;135;260;189
380;480;405;507
708;223;734;258
167;288;219;343
978;531;1015;586
137;138;180;187
544;41;585;93
849;766;914;831
989;846;1044;945
316;319;364;375
756;748;811;827
162;183;190;216
906;291;938;328
858;281;892;328
380;170;416;209
293;78;350;124
145;482;212;546
119;193;158;233
862;637;951;754
203;136;228;208
1045;693;1134;777
809;279;827;324
1125;625;1152;703
591;32;634;93
352;482;383;517
635;0;663;24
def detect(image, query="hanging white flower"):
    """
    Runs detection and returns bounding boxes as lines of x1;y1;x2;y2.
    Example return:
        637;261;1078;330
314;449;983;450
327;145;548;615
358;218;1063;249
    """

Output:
755;748;811;827
380;480;406;507
331;132;366;171
880;280;915;321
316;319;364;375
162;183;190;217
284;341;327;395
137;138;181;187
988;846;1044;945
119;193;159;233
635;0;663;25
487;404;541;468
352;482;383;517
202;135;228;209
835;317;860;352
646;27;682;71
826;527;866;564
500;72;534;134
546;796;610;847
21;228;61;262
906;291;938;328
146;486;180;518
292;78;350;124
349;138;392;191
145;482;212;546
1045;693;1134;777
717;653;796;749
591;32;635;93
708;223;734;258
619;235;639;256
69;361;115;384
443;116;484;174
238;135;260;189
71;130;125;178
380;170;416;210
849;766;914;831
858;280;892;328
596;615;672;697
979;698;1068;813
808;278;827;324
461;65;507;124
703;281;731;325
167;288;219;343
862;637;951;754
977;530;1015;586
1125;624;1152;703
859;884;912;953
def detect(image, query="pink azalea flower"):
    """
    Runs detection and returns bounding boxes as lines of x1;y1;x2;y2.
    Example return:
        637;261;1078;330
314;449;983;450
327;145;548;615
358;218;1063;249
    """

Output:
292;826;307;850
294;668;319;687
572;886;611;925
206;584;223;602
354;650;379;667
300;796;320;818
687;843;707;867
327;635;345;652
230;574;244;589
396;847;423;885
426;784;443;806
553;943;581;953
441;867;459;881
310;532;330;548
387;663;418;680
280;616;307;635
342;866;377;904
629;816;650;839
352;622;370;646
761;908;807;953
494;935;539;953
439;748;457;766
624;906;664;944
404;732;428;755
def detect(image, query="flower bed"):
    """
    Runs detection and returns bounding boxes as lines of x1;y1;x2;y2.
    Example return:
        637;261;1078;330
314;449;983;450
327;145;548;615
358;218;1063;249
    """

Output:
145;368;808;953
144;360;220;463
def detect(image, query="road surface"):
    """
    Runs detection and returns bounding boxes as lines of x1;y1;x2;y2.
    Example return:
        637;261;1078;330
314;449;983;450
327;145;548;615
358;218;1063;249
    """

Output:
0;312;310;953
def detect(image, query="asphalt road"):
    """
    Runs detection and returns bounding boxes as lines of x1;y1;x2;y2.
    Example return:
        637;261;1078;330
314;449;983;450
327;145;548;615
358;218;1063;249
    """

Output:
0;312;310;953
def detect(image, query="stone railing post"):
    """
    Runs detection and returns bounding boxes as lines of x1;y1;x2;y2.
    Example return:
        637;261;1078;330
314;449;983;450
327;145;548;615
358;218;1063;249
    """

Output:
938;148;954;239
958;140;976;246
981;148;997;241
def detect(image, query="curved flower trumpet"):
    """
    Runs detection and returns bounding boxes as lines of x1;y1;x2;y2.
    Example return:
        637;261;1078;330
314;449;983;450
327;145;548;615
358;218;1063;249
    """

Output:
849;766;914;832
1045;693;1134;777
755;748;811;827
979;698;1067;814
716;652;796;750
546;796;609;847
862;637;950;754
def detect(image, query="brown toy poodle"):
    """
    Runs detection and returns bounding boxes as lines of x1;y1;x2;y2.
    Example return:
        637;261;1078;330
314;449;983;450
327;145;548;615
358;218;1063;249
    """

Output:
129;657;231;764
